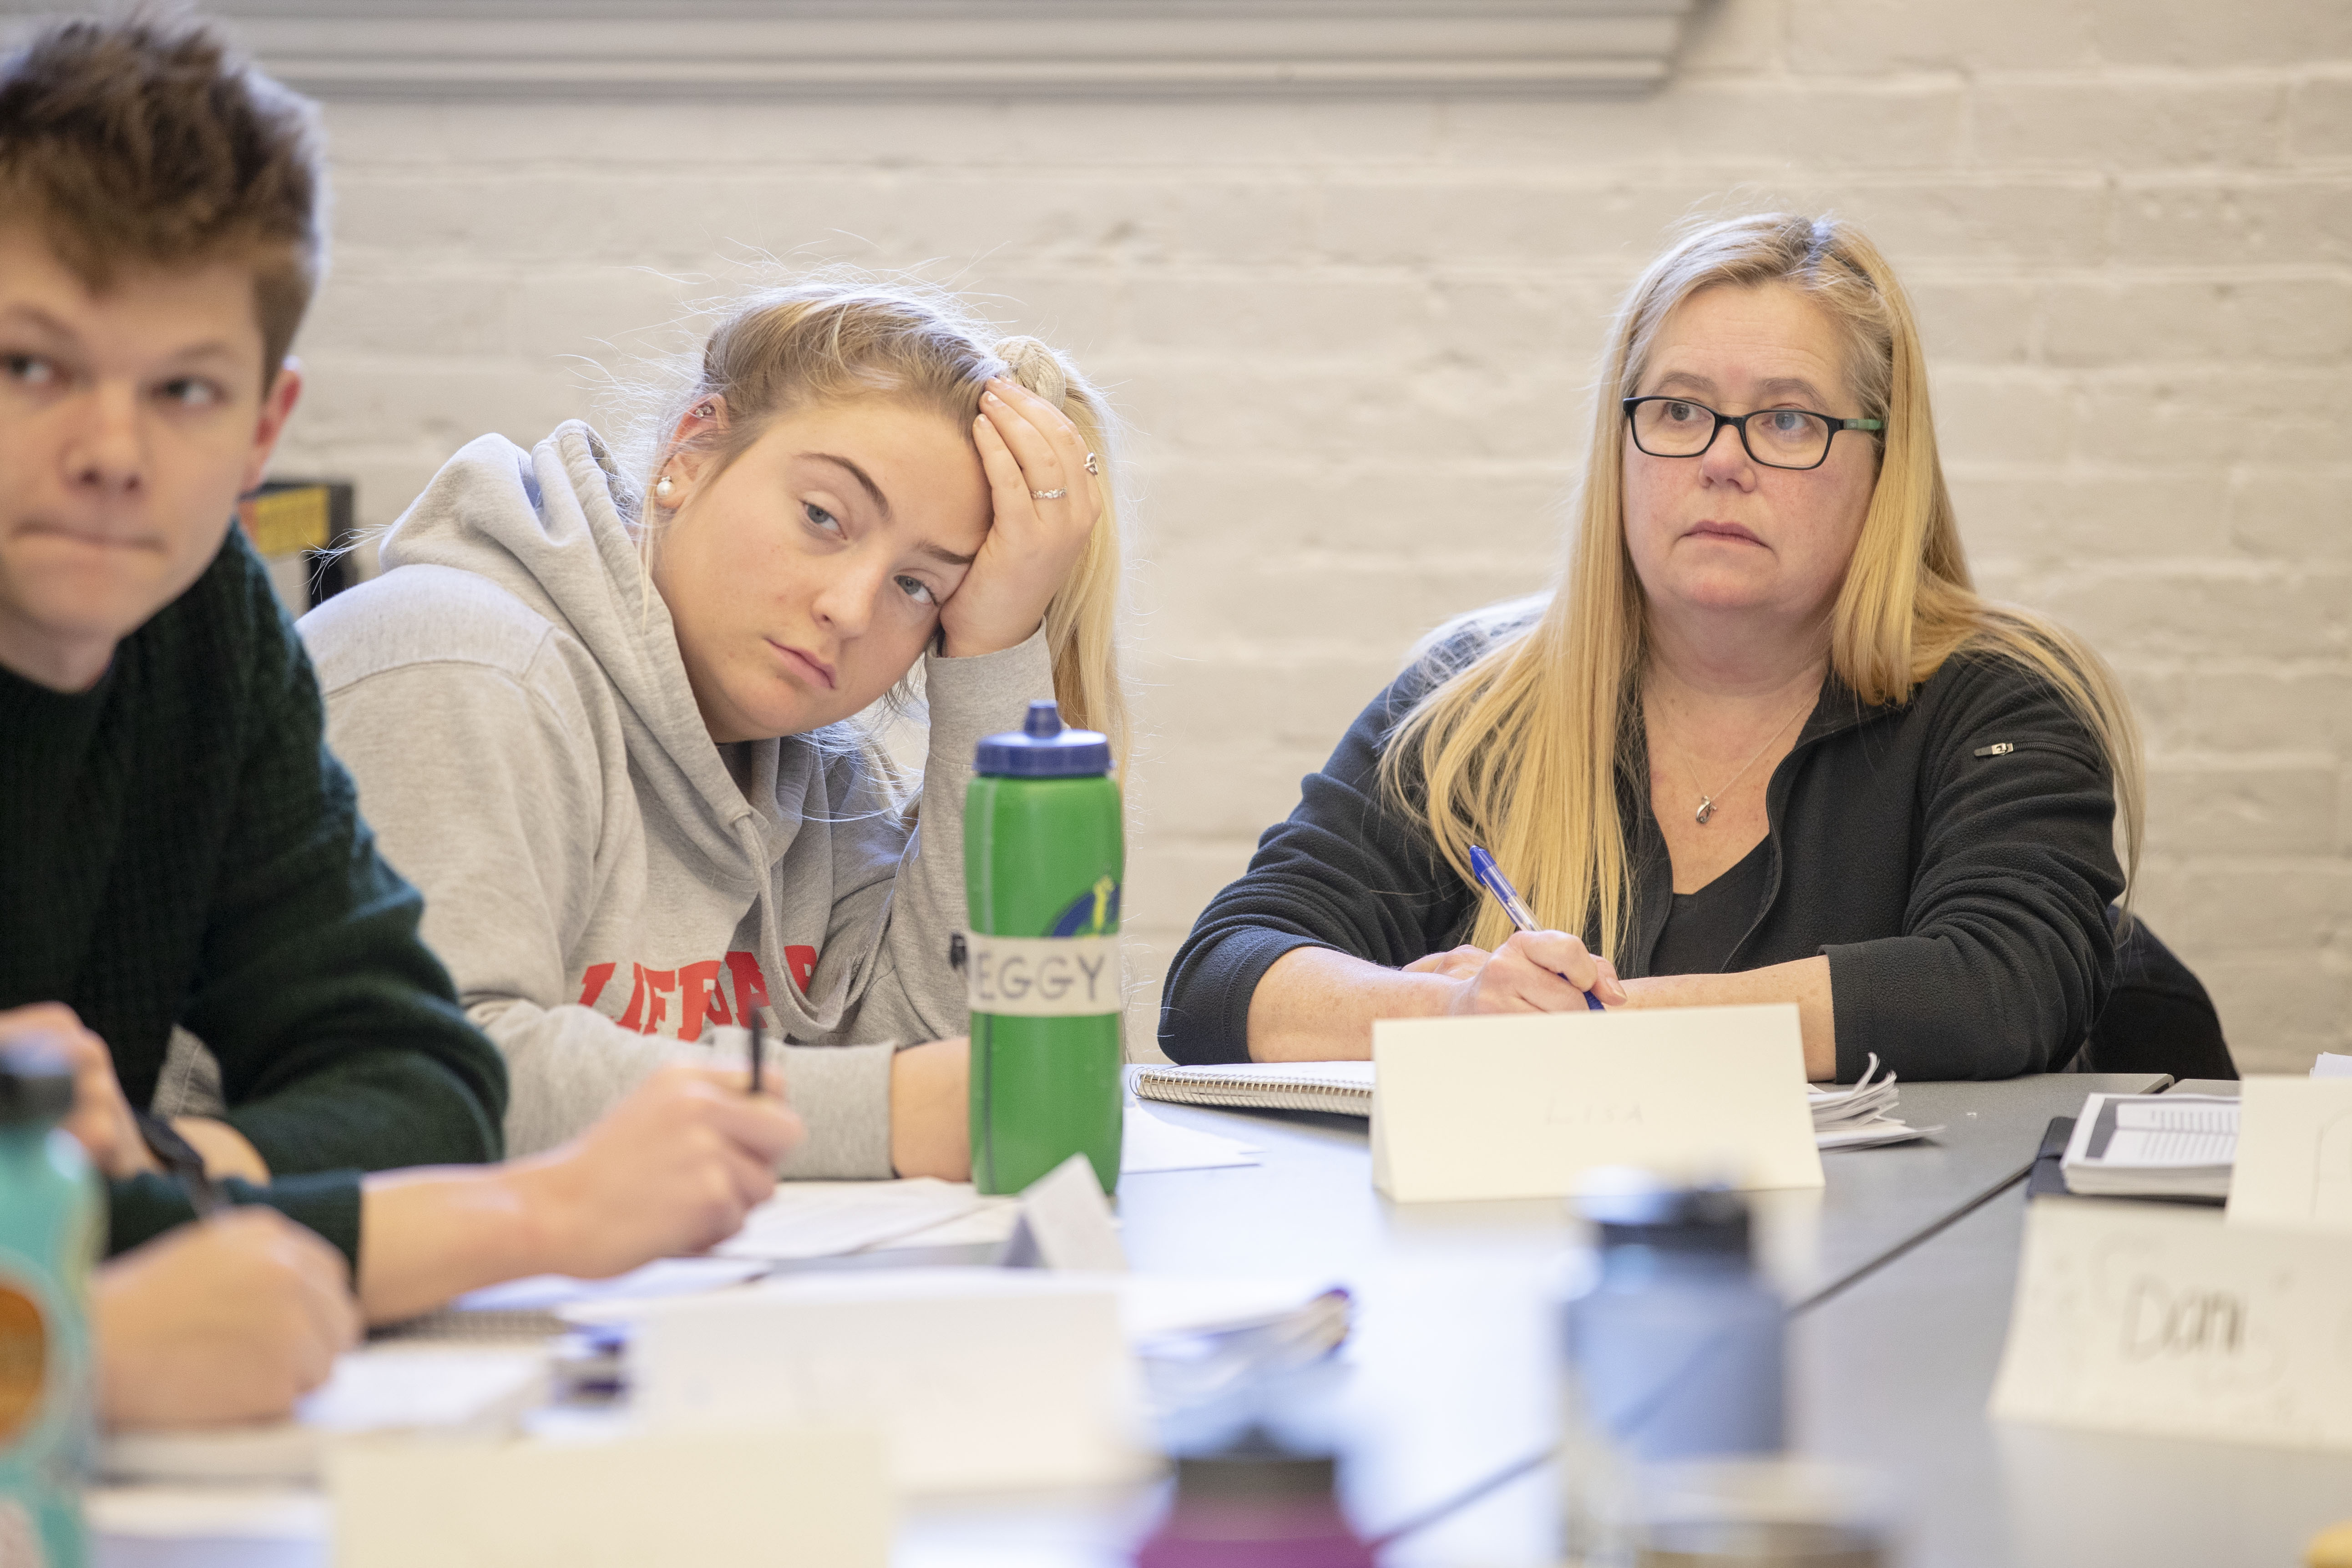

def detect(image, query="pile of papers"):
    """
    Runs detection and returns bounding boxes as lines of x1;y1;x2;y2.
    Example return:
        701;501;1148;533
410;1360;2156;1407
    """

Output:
2060;1093;2238;1199
1808;1054;1934;1150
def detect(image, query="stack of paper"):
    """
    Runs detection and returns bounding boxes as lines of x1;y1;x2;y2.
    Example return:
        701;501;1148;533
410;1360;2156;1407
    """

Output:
2060;1093;2238;1199
1809;1054;1933;1149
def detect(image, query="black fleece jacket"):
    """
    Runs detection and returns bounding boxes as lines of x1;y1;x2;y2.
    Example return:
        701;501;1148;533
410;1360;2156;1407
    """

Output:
1160;638;2124;1083
0;527;507;1266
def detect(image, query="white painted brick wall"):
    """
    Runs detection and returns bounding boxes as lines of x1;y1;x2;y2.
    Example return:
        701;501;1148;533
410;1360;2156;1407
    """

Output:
258;0;2350;1072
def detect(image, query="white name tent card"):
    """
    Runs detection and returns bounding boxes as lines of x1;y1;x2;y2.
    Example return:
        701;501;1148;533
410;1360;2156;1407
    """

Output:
2226;1077;2352;1233
1370;1005;1823;1203
1001;1151;1128;1271
626;1267;1151;1491
1989;1197;2352;1452
330;1426;889;1568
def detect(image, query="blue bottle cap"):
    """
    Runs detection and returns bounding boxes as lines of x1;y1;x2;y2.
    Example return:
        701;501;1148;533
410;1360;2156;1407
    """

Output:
974;699;1111;778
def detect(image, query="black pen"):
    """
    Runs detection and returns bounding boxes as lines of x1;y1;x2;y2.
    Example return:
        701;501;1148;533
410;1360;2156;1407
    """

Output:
748;1019;764;1095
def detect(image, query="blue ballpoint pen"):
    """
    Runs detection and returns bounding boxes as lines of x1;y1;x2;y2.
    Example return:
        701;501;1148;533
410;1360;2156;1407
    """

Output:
1467;844;1606;1011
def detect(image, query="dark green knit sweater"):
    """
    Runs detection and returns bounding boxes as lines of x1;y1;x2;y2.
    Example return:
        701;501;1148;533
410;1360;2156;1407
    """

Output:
0;526;508;1268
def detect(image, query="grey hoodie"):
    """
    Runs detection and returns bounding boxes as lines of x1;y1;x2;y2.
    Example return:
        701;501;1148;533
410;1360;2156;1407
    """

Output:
298;422;1053;1171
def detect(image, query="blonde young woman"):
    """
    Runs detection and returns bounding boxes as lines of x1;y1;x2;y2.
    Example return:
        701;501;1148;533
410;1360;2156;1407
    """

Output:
1162;213;2145;1083
295;281;1126;1176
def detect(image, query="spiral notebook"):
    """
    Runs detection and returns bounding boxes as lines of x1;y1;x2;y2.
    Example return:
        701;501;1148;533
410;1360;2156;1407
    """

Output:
1134;1062;1374;1116
1135;1053;1930;1149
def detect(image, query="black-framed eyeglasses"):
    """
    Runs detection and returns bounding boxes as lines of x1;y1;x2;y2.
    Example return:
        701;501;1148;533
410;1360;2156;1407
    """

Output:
1622;396;1885;472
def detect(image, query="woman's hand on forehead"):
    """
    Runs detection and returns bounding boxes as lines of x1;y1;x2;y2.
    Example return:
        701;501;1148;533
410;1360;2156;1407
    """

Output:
940;375;1100;660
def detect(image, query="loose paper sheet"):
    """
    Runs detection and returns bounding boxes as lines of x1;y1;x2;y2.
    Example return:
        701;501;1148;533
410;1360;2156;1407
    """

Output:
713;1178;987;1260
1989;1198;2352;1451
2227;1077;2352;1232
1120;1105;1260;1173
101;1345;549;1486
865;1200;1021;1251
330;1426;889;1568
1117;1275;1335;1343
1370;1005;1823;1202
452;1258;766;1314
1814;1118;1932;1151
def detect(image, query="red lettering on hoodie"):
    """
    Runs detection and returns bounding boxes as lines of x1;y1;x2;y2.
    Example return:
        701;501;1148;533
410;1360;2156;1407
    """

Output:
617;963;649;1030
577;961;617;1009
726;950;771;1024
640;969;677;1035
583;949;811;1036
677;958;729;1041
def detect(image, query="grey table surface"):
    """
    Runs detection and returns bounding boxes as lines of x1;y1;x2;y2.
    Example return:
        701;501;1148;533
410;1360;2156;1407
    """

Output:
902;1069;2172;1568
1791;1182;2352;1568
104;1069;2226;1568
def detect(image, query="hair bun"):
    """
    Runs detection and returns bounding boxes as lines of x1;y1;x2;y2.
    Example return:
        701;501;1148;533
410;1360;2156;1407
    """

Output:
992;335;1069;409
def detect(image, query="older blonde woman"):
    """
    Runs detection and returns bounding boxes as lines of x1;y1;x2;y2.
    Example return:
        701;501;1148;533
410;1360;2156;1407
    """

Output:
1161;213;2144;1083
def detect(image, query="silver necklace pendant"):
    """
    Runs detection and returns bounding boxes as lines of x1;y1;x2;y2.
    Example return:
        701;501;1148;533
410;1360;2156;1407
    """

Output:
1695;796;1715;825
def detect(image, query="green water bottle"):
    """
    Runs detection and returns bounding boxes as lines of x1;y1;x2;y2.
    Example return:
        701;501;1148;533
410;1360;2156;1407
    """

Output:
966;699;1124;1196
0;1042;101;1568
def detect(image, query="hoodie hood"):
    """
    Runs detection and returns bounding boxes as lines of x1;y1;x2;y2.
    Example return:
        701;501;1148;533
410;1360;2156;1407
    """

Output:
374;422;861;1041
379;421;815;887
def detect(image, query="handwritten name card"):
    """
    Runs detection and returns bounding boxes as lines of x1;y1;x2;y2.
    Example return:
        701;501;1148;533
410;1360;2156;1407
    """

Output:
1990;1197;2352;1451
1370;1005;1822;1203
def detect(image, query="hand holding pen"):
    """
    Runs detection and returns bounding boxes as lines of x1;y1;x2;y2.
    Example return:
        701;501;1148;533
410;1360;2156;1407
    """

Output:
1418;845;1624;1015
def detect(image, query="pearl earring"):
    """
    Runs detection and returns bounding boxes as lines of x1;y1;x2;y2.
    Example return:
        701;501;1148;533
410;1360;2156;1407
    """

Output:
655;475;674;500
693;402;715;419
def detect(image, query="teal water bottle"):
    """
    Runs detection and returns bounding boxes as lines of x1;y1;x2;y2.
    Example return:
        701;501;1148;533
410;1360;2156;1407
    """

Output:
0;1042;101;1568
966;700;1124;1196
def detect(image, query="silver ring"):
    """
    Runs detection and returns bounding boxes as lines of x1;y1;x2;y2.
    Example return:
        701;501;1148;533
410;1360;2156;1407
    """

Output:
1030;487;1067;501
1083;452;1100;475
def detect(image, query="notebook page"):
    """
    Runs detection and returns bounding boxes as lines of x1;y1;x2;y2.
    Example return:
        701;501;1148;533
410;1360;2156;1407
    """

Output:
2072;1095;2240;1170
1147;1062;1374;1091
